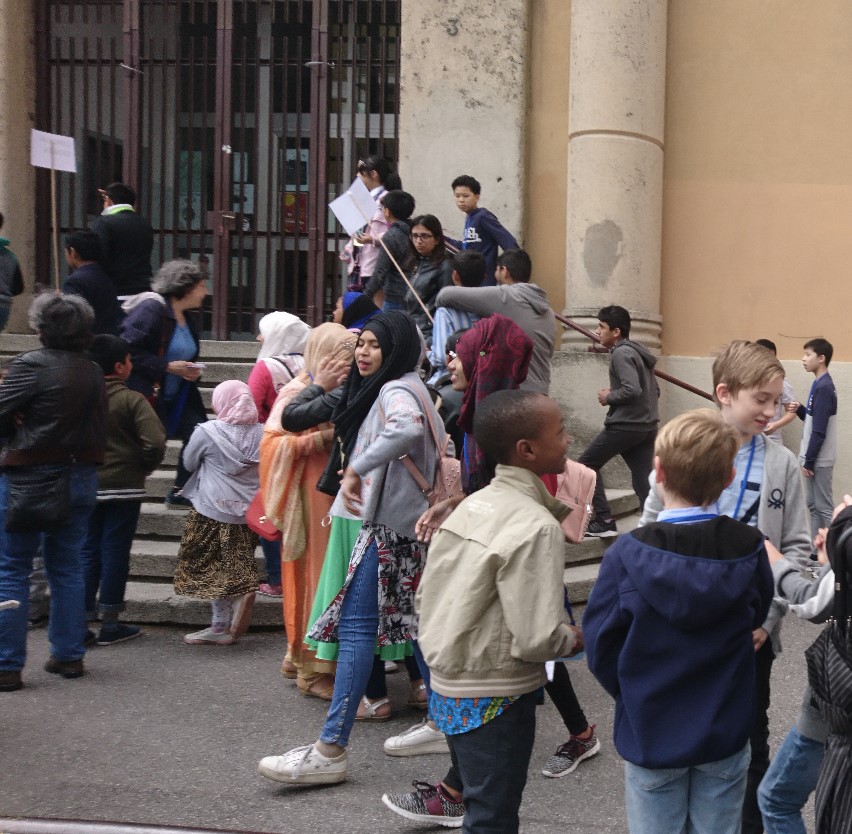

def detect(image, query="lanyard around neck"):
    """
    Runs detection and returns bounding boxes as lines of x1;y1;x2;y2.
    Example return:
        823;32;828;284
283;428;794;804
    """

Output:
732;436;757;520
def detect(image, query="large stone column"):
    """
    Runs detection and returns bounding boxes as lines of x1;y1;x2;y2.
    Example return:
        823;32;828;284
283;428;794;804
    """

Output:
0;0;36;333
564;0;667;349
398;1;529;245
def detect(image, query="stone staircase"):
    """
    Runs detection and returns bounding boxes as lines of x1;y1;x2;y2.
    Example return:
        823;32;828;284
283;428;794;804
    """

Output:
0;334;640;625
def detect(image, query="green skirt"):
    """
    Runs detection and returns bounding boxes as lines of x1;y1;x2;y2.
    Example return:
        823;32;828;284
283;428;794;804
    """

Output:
304;515;413;662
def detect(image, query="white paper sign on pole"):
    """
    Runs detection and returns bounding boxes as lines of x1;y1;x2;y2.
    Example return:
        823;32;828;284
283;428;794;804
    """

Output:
328;176;379;236
30;129;77;173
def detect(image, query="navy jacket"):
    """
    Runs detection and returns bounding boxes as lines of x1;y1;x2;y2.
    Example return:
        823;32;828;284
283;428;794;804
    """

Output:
584;515;773;769
63;262;123;335
447;207;518;286
120;297;200;398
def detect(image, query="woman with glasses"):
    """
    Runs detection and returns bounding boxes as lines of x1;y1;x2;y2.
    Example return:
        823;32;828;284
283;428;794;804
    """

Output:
404;214;453;346
339;156;402;292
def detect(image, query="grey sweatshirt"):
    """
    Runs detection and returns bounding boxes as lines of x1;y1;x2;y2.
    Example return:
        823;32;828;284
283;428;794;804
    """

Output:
604;339;659;431
180;420;263;525
329;373;445;539
435;282;555;394
773;558;834;743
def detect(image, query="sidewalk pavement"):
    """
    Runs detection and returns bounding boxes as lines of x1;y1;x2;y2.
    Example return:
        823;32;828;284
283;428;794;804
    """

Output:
1;616;816;833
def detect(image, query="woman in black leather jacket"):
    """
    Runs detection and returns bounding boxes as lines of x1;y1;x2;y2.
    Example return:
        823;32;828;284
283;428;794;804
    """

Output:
404;214;453;346
0;293;107;691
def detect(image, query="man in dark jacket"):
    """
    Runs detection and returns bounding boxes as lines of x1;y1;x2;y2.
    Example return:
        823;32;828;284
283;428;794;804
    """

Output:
580;304;660;537
62;230;123;335
91;182;154;296
362;190;415;311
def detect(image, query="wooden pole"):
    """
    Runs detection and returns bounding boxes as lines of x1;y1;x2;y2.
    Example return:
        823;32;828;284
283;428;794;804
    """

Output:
50;143;60;292
351;193;433;323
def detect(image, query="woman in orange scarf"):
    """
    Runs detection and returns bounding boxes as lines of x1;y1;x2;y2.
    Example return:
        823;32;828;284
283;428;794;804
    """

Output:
259;323;356;699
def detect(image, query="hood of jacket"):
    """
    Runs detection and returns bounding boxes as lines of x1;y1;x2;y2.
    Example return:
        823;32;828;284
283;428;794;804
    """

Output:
504;281;551;315
0;237;10;251
613;338;657;369
201;421;260;473
623;517;765;629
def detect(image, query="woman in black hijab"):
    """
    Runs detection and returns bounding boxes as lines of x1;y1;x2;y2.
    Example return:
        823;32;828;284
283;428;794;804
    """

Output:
259;311;449;787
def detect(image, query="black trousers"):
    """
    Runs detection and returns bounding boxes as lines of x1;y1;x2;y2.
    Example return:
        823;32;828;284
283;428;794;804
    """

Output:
742;639;775;834
447;691;537;834
578;426;657;518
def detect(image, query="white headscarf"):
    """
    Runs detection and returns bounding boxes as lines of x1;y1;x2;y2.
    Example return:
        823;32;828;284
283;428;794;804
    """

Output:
257;311;310;360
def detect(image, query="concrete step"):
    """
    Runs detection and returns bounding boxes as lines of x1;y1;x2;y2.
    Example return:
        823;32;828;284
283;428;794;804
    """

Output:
129;539;266;579
122;581;284;628
563;510;641;604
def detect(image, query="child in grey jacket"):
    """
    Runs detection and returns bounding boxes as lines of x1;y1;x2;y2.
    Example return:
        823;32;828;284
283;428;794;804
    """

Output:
173;380;263;645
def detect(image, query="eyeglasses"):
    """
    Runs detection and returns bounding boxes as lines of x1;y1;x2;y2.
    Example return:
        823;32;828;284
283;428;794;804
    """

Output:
447;350;458;360
356;162;370;174
410;232;435;241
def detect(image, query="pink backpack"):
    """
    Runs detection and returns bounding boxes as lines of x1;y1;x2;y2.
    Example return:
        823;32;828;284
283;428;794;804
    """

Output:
555;459;596;543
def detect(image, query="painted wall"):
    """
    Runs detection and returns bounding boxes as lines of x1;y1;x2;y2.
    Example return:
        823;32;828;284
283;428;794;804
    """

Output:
525;0;570;313
663;2;852;361
0;0;36;332
398;0;529;251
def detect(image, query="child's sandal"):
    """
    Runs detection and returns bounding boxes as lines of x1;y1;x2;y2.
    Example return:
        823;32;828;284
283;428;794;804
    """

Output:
355;696;392;721
407;681;428;709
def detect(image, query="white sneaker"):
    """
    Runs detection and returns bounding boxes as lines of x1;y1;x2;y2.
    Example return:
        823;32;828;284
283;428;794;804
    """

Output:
258;744;348;785
383;720;449;757
183;627;236;646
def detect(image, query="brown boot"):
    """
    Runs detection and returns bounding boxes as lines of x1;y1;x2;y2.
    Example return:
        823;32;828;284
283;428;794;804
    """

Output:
44;657;85;679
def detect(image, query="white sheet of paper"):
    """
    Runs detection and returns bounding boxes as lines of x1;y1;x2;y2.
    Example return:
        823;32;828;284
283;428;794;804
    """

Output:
31;129;77;173
328;176;379;236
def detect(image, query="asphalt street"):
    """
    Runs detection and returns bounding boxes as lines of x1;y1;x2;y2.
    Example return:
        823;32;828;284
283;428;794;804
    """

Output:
1;614;818;833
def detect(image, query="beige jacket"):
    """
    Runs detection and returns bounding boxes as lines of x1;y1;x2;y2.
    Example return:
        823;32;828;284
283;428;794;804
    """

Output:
416;464;576;698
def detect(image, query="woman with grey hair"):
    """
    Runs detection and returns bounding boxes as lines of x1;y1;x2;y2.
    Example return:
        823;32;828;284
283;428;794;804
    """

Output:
0;292;107;691
121;259;208;506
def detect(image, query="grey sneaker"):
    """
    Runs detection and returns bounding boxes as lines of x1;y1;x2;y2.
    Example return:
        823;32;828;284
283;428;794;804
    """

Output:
542;725;601;777
382;781;464;828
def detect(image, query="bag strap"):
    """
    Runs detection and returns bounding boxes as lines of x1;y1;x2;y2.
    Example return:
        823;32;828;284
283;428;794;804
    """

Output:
376;384;447;495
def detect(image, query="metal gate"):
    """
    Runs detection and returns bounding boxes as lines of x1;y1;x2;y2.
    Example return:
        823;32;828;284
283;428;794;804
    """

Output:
35;0;400;337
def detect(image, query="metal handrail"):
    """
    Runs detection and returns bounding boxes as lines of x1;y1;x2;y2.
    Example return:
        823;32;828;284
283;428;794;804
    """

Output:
554;312;714;403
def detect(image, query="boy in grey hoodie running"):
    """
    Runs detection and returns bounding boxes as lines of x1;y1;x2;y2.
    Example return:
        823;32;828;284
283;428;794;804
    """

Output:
580;305;659;537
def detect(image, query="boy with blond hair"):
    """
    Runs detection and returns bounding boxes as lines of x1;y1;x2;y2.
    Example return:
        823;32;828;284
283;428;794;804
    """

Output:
585;408;774;834
639;340;811;834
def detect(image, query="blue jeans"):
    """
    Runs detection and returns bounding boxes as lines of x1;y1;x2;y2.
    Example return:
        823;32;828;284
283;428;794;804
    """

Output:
757;725;824;834
319;539;379;748
624;742;751;834
260;537;281;586
82;500;142;614
0;465;98;670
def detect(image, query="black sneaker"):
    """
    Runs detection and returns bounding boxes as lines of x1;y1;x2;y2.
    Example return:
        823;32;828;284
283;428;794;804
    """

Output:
542;725;601;777
165;490;192;509
83;629;98;647
97;623;142;646
584;517;618;538
382;781;464;828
